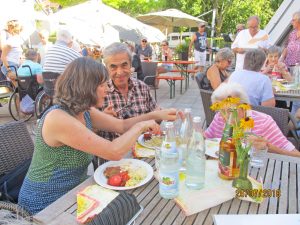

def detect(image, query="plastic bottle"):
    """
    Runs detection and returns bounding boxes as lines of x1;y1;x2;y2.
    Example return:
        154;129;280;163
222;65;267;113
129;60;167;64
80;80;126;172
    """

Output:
293;63;300;87
159;122;179;199
178;108;193;170
185;117;206;189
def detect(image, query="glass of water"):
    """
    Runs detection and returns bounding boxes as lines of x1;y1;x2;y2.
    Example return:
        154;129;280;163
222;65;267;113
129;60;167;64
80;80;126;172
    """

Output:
250;145;268;168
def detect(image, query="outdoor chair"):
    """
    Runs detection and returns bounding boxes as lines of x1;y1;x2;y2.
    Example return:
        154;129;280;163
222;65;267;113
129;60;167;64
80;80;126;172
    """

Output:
199;89;214;128
141;62;157;101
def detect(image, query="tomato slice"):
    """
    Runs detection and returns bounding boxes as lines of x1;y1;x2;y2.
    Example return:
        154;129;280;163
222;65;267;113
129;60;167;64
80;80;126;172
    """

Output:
107;174;122;186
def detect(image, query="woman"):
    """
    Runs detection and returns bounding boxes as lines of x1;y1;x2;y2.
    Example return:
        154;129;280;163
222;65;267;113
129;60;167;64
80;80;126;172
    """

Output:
199;48;234;91
281;11;300;69
0;20;23;80
205;82;300;157
261;46;292;81
18;57;176;214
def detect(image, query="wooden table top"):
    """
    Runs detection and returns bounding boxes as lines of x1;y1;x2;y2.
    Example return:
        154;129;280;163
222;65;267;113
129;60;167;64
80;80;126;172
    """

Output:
33;153;300;225
275;89;300;102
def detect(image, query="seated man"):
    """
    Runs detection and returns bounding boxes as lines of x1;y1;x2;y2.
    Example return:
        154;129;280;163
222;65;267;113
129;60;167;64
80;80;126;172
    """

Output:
17;49;43;84
205;82;300;157
228;48;275;107
99;42;158;141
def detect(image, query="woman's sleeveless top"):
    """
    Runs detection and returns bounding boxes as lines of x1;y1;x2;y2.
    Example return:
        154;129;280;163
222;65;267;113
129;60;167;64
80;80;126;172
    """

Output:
19;105;93;215
200;66;227;91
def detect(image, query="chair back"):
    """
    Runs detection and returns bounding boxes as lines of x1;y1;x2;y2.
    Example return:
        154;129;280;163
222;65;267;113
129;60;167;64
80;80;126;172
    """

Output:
252;105;289;136
17;76;39;100
200;89;215;127
0;121;34;176
42;72;60;97
141;62;157;87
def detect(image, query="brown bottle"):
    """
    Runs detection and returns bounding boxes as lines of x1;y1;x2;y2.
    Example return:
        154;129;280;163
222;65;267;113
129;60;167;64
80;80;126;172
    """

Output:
218;110;239;180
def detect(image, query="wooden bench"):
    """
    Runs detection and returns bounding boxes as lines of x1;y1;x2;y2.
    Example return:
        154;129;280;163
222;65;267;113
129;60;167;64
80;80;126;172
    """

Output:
169;68;198;90
156;76;185;99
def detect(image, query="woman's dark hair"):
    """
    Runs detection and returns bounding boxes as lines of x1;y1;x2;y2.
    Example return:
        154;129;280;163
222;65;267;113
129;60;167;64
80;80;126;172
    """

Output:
54;57;108;115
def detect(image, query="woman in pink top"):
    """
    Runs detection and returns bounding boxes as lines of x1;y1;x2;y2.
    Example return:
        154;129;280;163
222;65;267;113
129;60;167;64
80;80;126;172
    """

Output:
204;82;300;157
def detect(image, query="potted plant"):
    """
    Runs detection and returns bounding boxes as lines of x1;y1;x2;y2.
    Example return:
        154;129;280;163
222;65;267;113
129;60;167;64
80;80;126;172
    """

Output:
175;37;190;60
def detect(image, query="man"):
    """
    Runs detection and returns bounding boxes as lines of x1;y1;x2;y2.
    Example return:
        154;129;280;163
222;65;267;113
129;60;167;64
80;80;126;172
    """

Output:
135;37;152;60
232;16;270;71
99;42;158;141
43;28;81;74
228;49;275;107
189;22;209;73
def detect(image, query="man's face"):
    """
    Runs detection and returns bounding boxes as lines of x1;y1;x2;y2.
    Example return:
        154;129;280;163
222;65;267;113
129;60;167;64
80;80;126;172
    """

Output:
106;52;131;89
198;25;205;32
141;39;147;47
247;19;259;36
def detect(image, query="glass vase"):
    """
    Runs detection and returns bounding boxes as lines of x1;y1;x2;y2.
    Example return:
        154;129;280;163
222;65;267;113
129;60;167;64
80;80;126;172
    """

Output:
232;156;252;190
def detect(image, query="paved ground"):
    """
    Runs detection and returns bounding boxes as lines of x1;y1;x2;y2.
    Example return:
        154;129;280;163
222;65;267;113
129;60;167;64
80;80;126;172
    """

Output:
0;77;204;126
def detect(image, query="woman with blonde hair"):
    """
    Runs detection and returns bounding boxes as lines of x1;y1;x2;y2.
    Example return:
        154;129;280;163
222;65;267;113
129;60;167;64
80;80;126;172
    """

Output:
0;20;23;80
19;57;176;214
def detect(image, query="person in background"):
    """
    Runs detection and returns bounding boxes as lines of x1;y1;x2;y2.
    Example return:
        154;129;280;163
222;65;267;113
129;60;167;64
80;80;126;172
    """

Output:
0;20;23;81
98;42;159;141
37;29;51;66
228;48;275;107
261;46;292;81
205;82;300;157
199;48;234;91
135;37;152;60
156;40;173;87
17;49;43;84
43;28;81;74
0;22;12;80
232;15;270;71
229;24;245;42
18;57;176;215
125;41;144;81
189;22;209;73
71;39;82;54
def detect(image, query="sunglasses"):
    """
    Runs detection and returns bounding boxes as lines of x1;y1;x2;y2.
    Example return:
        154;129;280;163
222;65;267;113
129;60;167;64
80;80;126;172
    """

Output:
200;25;206;28
142;40;147;43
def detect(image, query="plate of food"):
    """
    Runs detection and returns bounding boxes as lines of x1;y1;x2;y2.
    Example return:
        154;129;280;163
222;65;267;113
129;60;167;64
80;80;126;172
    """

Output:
94;159;153;190
205;138;221;159
137;133;162;149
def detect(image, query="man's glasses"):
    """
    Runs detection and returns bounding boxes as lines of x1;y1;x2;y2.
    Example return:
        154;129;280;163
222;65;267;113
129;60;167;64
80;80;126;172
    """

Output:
200;25;206;28
142;40;147;43
161;44;167;46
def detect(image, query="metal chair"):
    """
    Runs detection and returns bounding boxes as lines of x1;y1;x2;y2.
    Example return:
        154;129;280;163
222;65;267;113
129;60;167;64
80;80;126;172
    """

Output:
0;121;34;176
141;62;158;101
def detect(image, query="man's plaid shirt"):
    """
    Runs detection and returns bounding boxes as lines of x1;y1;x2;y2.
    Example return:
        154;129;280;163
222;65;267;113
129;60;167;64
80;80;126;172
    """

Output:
98;77;157;141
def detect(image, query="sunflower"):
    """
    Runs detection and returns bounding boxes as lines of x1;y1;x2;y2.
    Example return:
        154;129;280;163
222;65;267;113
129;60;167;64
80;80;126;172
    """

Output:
238;103;251;111
240;117;254;130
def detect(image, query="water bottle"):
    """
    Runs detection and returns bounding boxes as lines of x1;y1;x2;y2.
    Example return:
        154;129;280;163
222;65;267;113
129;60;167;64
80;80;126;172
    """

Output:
293;63;300;87
185;117;206;190
159;122;179;199
178;108;193;170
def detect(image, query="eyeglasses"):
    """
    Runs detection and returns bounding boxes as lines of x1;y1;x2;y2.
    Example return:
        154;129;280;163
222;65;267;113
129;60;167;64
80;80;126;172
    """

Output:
200;25;206;28
161;44;167;46
142;40;147;43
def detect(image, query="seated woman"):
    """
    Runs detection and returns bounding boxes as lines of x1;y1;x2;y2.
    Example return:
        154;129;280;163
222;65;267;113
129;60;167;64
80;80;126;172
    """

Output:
204;82;300;157
17;49;43;84
261;45;292;81
156;40;173;87
199;48;234;91
18;57;176;215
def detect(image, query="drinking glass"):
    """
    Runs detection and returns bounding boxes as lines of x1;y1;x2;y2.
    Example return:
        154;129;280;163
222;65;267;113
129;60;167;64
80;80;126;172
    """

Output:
250;145;268;168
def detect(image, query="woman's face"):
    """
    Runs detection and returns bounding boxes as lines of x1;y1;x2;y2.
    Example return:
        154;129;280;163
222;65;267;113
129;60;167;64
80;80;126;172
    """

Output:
96;82;108;108
218;58;232;70
267;53;279;65
291;15;300;29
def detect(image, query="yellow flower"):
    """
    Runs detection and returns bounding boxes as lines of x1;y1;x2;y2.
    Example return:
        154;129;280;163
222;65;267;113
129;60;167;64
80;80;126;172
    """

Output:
238;103;251;110
223;97;240;105
240;117;254;130
210;102;222;111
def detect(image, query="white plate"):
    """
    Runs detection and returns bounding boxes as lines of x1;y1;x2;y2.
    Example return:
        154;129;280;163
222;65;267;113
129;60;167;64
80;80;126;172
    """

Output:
205;138;221;159
137;134;156;149
94;159;153;190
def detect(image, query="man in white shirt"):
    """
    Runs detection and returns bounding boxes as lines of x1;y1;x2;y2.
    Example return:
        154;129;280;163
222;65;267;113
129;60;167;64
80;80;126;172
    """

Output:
232;15;270;71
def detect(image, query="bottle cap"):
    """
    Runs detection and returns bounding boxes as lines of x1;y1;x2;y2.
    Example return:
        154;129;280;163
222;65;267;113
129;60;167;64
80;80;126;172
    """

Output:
193;117;201;123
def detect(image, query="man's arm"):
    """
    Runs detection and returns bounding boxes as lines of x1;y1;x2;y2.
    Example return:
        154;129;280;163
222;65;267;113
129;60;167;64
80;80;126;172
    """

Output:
188;34;196;57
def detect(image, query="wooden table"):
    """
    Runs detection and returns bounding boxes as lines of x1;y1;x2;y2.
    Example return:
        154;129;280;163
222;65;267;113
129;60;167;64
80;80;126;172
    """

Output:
275;89;300;102
33;153;300;225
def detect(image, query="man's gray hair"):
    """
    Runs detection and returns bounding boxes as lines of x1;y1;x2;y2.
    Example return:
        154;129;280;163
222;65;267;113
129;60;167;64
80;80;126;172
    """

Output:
248;15;260;24
267;45;282;57
215;48;234;62
293;11;300;23
211;82;250;104
103;42;132;64
243;49;266;72
56;28;73;44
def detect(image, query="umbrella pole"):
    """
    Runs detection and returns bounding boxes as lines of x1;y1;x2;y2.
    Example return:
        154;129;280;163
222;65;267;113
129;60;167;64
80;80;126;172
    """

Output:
209;9;216;65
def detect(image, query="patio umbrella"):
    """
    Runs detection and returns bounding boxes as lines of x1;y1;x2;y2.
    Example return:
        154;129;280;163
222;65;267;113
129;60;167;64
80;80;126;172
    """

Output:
136;9;206;28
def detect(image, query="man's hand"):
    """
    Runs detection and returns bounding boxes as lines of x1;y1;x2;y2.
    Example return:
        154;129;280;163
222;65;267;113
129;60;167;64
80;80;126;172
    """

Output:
103;105;117;117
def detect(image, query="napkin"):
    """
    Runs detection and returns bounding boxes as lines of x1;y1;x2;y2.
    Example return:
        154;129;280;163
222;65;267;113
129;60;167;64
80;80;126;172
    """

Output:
132;142;155;158
76;185;119;224
174;160;235;216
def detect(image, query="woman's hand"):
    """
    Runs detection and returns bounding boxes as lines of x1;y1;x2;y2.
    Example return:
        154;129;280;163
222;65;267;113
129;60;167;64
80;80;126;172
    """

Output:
153;108;177;121
248;135;268;150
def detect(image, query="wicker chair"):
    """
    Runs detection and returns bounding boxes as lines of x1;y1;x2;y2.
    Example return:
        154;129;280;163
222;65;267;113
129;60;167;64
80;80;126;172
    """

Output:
0;201;32;220
199;89;215;128
141;62;158;101
0;121;34;176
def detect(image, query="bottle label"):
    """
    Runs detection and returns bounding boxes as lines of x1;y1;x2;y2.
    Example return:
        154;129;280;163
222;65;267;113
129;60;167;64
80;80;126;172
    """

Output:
219;143;237;178
159;171;179;192
161;141;177;153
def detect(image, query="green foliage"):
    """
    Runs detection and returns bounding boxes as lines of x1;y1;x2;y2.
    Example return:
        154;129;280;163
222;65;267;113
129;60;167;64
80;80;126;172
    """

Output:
175;37;190;54
50;0;87;7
